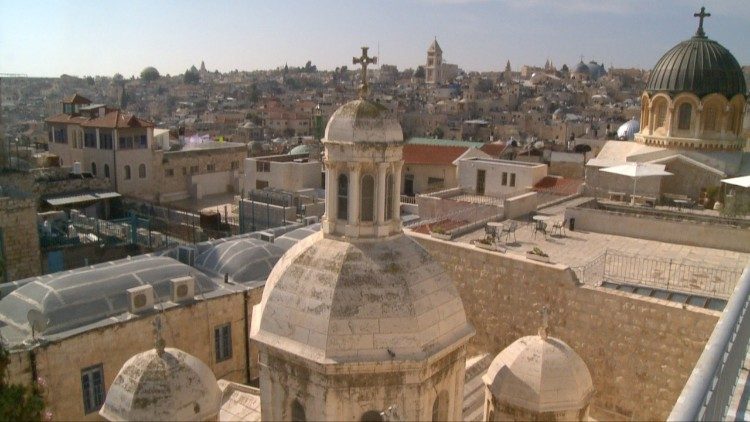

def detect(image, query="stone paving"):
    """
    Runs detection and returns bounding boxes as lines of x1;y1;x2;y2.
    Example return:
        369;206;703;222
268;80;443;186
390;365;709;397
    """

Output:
452;196;750;273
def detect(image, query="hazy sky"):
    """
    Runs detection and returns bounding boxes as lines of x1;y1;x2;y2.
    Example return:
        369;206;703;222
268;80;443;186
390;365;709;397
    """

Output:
1;0;748;78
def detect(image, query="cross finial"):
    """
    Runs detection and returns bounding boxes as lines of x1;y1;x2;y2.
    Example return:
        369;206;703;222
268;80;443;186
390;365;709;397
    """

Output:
353;46;377;99
694;6;711;37
153;315;166;357
538;306;550;340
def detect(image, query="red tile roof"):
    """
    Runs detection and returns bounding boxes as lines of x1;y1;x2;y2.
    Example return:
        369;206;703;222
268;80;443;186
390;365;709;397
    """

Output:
403;144;469;166
45;114;89;125
479;142;507;158
81;110;154;129
532;177;583;196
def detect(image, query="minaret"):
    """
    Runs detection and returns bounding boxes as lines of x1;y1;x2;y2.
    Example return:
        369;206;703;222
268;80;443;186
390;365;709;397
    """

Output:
504;60;512;82
426;38;443;85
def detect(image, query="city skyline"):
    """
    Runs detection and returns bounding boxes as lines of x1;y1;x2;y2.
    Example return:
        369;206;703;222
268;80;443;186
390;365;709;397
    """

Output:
1;0;749;78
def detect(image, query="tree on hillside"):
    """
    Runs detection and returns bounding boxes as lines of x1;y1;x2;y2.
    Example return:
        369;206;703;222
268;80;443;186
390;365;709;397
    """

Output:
0;340;45;420
414;66;425;79
140;66;160;82
183;68;200;85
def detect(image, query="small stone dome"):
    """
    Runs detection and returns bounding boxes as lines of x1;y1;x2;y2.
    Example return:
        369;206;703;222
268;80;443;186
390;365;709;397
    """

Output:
324;99;404;144
289;144;311;155
617;119;640;140
483;335;593;414
99;347;222;421
645;35;746;99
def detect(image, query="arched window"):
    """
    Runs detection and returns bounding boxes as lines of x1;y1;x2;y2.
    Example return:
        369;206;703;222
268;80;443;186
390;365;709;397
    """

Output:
361;410;384;422
385;173;394;221
104;164;110;179
432;390;449;421
642;102;650;128
138;164;146;178
704;105;717;131
655;102;667;129
677;103;692;130
124;165;131;180
91;162;97;176
360;174;375;222
291;399;306;422
337;174;348;220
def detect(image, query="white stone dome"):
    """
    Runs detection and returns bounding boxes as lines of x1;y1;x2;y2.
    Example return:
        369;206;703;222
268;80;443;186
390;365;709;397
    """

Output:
324;99;404;145
617;119;640;140
483;335;594;413
250;231;474;364
99;347;222;421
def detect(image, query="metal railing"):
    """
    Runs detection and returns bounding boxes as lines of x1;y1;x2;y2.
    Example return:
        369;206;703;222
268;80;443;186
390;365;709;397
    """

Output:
575;250;741;299
668;267;750;421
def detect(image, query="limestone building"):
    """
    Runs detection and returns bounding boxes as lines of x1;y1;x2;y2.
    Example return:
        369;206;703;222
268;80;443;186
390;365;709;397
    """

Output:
426;39;443;85
250;48;475;421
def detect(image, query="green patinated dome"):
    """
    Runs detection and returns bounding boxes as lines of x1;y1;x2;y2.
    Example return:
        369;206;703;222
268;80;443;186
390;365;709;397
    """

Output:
645;35;746;99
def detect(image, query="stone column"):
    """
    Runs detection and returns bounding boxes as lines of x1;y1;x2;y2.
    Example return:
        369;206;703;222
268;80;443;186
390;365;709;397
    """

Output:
720;105;728;140
376;163;387;224
324;163;337;224
693;106;702;138
666;106;675;137
392;162;403;223
348;164;360;226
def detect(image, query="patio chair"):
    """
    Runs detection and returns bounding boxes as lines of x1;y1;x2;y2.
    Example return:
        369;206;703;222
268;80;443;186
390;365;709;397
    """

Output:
551;219;566;237
532;221;547;239
485;224;497;243
501;221;518;243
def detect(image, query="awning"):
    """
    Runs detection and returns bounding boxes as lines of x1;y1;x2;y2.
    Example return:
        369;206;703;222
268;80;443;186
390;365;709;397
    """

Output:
721;175;750;188
46;191;121;206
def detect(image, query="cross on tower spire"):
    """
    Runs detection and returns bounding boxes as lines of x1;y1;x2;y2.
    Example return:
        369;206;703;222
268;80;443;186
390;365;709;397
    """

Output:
694;6;711;38
353;46;377;99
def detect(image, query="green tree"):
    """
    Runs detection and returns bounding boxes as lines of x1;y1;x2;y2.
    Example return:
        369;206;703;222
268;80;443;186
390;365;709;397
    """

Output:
183;68;200;85
414;66;425;79
0;341;44;420
140;66;160;82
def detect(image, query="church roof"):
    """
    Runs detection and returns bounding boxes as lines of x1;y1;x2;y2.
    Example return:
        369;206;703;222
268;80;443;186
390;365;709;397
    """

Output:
645;35;746;99
100;347;222;421
428;39;442;53
324;99;404;145
483;335;594;413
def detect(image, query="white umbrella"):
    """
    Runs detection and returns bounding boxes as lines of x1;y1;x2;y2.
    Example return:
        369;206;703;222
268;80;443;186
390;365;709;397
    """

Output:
721;175;750;189
601;162;673;202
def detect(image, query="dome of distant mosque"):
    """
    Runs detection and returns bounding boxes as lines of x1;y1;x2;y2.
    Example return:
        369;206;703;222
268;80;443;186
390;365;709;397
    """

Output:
99;347;221;421
324;99;404;145
645;35;746;99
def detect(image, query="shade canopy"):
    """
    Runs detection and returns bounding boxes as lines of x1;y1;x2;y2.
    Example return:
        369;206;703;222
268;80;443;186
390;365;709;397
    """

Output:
601;162;673;178
721;175;750;189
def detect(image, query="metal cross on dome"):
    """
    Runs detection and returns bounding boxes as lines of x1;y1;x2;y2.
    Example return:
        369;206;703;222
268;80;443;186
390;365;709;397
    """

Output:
538;305;550;340
353;46;377;99
694;6;711;37
153;315;166;356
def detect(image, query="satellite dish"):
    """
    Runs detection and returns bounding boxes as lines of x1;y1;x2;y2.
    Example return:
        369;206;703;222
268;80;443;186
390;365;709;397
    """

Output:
27;309;48;338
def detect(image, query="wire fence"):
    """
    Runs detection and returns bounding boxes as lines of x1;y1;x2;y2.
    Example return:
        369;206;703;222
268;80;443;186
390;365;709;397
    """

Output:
575;249;741;298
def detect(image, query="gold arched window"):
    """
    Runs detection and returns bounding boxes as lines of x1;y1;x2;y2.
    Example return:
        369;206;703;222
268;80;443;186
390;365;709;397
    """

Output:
385;173;394;221
677;103;692;131
337;174;348;220
360;174;375;222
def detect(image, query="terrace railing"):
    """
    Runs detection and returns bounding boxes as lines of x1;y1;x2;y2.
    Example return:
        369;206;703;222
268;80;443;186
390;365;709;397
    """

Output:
668;267;750;421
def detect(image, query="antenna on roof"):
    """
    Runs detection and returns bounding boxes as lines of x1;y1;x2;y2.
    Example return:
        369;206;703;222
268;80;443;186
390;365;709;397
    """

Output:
27;309;48;340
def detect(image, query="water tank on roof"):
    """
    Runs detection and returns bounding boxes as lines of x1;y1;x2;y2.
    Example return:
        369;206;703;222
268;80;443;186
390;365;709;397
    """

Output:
72;161;82;175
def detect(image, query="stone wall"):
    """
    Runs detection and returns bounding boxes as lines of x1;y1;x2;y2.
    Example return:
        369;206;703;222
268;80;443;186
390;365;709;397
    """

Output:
565;202;750;253
0;196;42;281
411;233;720;420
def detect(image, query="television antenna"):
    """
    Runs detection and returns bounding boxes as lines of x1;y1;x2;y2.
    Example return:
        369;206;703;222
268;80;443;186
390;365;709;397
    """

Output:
27;309;48;339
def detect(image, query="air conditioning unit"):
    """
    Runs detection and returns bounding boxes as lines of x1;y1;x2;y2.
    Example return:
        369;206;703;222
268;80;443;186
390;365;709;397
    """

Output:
126;285;154;314
177;246;195;266
259;231;275;242
170;276;195;303
304;216;318;226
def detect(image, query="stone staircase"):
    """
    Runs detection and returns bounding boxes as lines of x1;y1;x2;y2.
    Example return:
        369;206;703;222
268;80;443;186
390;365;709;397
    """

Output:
463;353;492;422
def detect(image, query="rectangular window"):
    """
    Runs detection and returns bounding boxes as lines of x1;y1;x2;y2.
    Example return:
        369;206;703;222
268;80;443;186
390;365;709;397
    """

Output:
54;128;67;144
190;165;199;174
510;173;516;187
165;168;174;177
100;132;113;150
501;172;508;186
256;180;269;189
81;364;105;414
256;161;270;172
118;137;134;149
138;135;148;149
214;324;232;362
207;163;216;172
84;131;97;148
231;161;239;170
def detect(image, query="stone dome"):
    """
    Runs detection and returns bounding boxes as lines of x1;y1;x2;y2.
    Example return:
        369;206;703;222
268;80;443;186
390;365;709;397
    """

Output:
99;347;222;421
572;61;590;75
617;119;640;140
324;99;404;145
289;144;311;155
645;35;746;99
483;335;594;413
250;231;474;364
